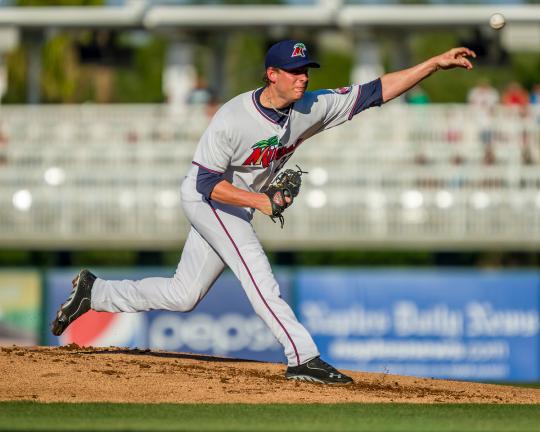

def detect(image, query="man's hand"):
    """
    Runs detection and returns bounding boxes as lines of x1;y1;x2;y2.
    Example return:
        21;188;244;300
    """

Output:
257;193;274;216
434;47;476;71
209;180;293;216
257;193;292;216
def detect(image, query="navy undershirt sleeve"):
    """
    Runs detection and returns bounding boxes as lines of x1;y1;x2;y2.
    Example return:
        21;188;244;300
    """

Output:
351;78;383;118
196;166;224;200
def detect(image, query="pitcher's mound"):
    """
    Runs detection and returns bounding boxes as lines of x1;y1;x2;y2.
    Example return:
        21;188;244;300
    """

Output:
1;346;539;404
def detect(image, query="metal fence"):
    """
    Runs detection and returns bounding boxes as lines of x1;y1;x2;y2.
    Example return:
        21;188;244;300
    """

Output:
0;103;539;249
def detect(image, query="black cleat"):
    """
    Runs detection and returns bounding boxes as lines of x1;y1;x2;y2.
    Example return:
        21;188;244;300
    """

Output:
50;269;96;336
285;356;353;385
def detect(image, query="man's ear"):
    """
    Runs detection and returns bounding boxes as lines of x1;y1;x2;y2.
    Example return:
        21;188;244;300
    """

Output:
267;68;278;84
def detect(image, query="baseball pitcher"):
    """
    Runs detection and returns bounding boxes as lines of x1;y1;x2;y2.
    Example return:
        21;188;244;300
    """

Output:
52;40;475;384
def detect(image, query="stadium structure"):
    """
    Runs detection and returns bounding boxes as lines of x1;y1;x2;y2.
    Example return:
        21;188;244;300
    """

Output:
0;1;539;250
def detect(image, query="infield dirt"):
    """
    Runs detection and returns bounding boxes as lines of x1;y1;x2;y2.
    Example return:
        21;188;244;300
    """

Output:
1;345;539;404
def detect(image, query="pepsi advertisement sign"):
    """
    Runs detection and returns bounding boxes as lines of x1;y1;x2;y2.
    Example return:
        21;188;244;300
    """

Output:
46;269;292;363
296;270;540;381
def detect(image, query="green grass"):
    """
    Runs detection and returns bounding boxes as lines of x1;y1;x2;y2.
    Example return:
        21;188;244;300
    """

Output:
1;402;540;432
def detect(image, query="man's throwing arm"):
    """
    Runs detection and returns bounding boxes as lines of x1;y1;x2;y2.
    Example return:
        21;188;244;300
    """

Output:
380;47;476;103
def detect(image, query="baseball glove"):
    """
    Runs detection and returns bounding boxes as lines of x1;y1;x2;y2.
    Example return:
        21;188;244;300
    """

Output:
263;165;308;228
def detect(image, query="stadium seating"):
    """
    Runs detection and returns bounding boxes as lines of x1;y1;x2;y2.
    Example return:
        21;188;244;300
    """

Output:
0;103;539;249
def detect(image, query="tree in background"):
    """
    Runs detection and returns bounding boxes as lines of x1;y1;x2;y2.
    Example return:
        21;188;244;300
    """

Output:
225;33;266;99
307;36;353;90
113;34;166;103
3;30;167;104
4;17;540;104
41;33;80;103
4;0;166;103
2;46;26;103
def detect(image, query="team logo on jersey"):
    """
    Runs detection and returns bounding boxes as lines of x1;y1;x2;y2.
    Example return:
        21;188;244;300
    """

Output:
291;43;306;58
243;136;300;168
333;86;352;95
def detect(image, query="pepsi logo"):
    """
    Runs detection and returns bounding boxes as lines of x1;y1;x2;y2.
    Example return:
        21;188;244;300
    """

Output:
60;311;147;348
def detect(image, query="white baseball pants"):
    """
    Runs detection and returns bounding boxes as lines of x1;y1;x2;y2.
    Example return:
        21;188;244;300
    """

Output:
91;180;319;367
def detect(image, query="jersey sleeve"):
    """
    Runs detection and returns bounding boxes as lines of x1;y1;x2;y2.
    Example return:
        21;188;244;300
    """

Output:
192;117;232;174
350;79;383;118
195;165;224;200
316;78;383;131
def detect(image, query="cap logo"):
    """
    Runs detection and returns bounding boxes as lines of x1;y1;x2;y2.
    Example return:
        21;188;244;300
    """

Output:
291;43;306;58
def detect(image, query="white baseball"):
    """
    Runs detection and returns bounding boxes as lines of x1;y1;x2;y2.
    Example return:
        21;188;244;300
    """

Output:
489;13;506;30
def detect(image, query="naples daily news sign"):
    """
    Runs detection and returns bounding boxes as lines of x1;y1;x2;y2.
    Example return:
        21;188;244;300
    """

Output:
297;270;539;381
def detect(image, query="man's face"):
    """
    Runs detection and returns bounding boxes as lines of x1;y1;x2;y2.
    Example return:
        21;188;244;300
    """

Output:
269;67;309;102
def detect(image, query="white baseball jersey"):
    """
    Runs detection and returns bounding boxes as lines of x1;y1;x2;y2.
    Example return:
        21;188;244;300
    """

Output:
187;84;375;197
91;81;382;367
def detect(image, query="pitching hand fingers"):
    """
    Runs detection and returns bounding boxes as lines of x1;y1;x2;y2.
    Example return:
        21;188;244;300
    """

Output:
463;58;473;69
438;47;475;70
452;47;476;59
456;55;474;69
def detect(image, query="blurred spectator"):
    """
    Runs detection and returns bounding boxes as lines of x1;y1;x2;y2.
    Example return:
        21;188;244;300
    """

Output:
445;110;462;144
188;77;221;118
529;84;540;104
205;94;220;118
468;79;499;164
406;86;430;104
502;82;531;164
188;77;213;105
502;81;528;113
467;79;499;109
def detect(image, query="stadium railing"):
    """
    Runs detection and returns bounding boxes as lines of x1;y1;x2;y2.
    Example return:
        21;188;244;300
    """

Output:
0;103;539;249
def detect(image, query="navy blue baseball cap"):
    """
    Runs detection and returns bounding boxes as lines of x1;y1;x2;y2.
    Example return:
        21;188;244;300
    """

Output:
265;40;320;70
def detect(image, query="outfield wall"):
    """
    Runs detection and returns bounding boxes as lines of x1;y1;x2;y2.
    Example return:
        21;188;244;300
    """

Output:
0;268;538;381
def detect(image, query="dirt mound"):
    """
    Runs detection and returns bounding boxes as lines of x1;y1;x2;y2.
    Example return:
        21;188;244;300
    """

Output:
1;346;539;404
